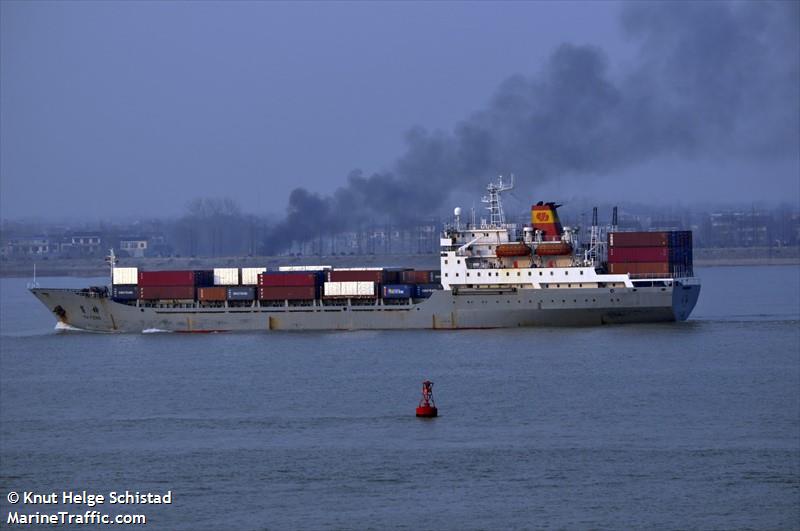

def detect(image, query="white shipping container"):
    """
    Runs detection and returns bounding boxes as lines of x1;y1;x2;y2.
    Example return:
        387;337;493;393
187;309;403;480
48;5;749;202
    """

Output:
278;265;332;271
323;281;375;297
213;268;239;285
112;267;138;285
323;282;341;297
335;267;384;271
241;267;266;285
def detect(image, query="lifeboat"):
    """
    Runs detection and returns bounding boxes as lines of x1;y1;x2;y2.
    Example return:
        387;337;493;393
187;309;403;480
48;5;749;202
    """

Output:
535;242;573;256
495;243;532;257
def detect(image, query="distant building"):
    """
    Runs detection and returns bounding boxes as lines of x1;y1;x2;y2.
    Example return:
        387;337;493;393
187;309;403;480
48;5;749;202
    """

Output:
707;212;770;247
4;236;55;256
119;237;149;258
59;233;102;257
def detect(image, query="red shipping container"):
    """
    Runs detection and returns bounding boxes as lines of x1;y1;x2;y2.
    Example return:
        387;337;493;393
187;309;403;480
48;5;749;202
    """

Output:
400;270;436;284
258;286;317;301
197;287;227;301
608;262;670;275
138;270;196;286
138;286;196;300
608;246;670;263
327;270;384;283
258;273;318;287
608;231;669;248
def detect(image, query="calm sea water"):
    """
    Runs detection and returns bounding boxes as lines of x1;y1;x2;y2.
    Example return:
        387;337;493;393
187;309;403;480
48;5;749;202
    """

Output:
1;266;798;530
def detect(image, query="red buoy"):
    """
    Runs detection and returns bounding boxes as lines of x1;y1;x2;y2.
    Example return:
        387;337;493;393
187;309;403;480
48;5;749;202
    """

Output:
415;380;438;418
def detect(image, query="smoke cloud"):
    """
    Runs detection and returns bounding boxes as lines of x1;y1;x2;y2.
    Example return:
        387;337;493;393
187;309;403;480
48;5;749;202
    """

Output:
265;1;799;252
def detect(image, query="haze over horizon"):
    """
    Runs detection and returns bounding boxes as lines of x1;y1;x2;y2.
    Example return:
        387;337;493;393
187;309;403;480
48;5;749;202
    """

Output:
2;1;798;223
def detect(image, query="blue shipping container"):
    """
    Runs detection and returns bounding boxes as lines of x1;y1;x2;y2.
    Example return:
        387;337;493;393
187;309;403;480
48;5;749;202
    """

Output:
227;286;256;300
415;284;443;298
382;284;413;299
112;285;138;300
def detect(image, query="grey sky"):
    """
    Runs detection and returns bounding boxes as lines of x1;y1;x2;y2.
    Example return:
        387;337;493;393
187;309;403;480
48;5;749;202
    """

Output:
1;1;798;221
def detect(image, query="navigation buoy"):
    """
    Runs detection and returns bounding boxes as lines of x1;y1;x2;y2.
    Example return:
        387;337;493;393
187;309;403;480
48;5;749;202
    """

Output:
415;380;438;418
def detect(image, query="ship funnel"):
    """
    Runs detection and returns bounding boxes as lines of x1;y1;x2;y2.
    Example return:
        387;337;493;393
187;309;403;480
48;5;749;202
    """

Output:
531;202;564;241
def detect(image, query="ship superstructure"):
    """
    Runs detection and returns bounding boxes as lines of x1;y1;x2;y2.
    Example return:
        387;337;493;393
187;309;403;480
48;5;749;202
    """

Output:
30;178;701;332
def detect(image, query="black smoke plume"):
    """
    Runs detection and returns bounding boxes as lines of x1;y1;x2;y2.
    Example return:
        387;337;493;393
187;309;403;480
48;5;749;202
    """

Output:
264;1;799;252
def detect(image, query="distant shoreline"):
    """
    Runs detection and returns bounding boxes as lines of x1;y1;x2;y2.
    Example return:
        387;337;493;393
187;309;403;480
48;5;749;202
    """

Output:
1;247;797;278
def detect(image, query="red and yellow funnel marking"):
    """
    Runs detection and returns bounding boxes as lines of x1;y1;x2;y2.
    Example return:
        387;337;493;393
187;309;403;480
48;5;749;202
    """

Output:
531;203;564;241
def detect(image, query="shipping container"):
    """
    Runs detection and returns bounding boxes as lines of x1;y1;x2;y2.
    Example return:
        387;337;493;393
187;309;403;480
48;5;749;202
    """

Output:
323;281;376;298
213;268;239;285
415;284;443;298
193;270;214;287
608;246;670;263
241;267;266;285
327;269;384;283
399;270;438;284
258;286;316;301
382;284;413;299
608;231;669;248
258;272;319;287
278;265;332;272
608;262;671;276
112;267;138;285
112;285;138;300
138;286;196;300
138;270;195;286
198;287;227;301
227;287;256;300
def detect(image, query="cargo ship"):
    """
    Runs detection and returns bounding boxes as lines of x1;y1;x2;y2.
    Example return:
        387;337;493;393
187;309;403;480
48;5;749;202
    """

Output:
30;178;700;332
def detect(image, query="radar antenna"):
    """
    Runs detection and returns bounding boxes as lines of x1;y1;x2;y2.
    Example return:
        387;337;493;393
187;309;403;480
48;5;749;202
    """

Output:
481;174;514;227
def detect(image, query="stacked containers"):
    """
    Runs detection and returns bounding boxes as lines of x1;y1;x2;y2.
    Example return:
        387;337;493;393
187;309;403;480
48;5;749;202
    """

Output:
258;272;320;300
112;267;138;301
607;231;693;278
324;269;383;299
137;270;212;300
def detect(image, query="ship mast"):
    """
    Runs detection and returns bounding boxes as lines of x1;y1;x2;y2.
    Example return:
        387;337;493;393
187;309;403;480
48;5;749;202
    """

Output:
481;175;514;227
105;248;118;286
